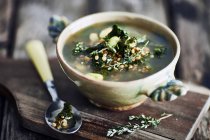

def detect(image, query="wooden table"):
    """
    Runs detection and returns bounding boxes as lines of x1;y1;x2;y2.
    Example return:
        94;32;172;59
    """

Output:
0;0;210;139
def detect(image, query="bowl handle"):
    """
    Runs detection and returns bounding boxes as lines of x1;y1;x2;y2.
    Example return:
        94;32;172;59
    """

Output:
48;15;70;43
148;80;188;101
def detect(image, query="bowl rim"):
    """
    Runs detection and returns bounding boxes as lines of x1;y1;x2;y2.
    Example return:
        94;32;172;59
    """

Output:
56;11;180;85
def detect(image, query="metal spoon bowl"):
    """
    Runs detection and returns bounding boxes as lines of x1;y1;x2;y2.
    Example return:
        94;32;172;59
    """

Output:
45;100;82;134
26;40;82;134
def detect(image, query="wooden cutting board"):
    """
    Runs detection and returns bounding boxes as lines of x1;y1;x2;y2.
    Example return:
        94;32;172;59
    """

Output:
0;59;210;140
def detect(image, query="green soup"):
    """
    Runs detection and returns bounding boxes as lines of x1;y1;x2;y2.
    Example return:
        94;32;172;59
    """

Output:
63;22;174;81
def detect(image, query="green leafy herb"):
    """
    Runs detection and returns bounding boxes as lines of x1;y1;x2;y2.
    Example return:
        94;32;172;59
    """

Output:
52;103;73;129
72;42;86;55
107;123;140;137
154;46;166;57
57;102;73;119
128;114;160;128
71;25;167;80
125;37;138;48
106;113;172;137
105;24;128;40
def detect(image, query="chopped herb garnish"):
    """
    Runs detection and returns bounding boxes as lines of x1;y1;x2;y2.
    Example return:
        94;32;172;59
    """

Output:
51;103;73;130
154;46;167;57
72;42;86;55
105;24;128;40
71;25;167;80
107;113;172;137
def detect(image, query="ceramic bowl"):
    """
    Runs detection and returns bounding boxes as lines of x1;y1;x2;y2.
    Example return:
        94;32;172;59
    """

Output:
56;12;187;111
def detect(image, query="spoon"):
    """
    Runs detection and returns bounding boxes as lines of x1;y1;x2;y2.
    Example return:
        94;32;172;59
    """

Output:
26;40;82;134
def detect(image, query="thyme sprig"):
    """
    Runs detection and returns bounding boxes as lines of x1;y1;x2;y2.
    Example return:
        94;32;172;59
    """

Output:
106;113;172;137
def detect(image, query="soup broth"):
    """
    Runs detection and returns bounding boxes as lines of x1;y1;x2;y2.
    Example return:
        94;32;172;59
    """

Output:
63;22;174;81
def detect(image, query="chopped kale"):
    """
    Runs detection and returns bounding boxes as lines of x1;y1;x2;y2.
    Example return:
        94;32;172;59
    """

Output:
154;46;167;57
105;24;128;40
71;25;167;79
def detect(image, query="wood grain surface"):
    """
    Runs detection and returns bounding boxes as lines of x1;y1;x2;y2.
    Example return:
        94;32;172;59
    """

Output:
0;59;209;140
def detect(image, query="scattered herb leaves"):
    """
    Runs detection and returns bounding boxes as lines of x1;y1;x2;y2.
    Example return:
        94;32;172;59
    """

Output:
106;113;172;137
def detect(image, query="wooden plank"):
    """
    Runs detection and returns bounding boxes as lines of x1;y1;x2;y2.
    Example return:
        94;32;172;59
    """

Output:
186;82;210;139
0;100;56;140
0;59;209;140
186;94;210;140
0;97;5;135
